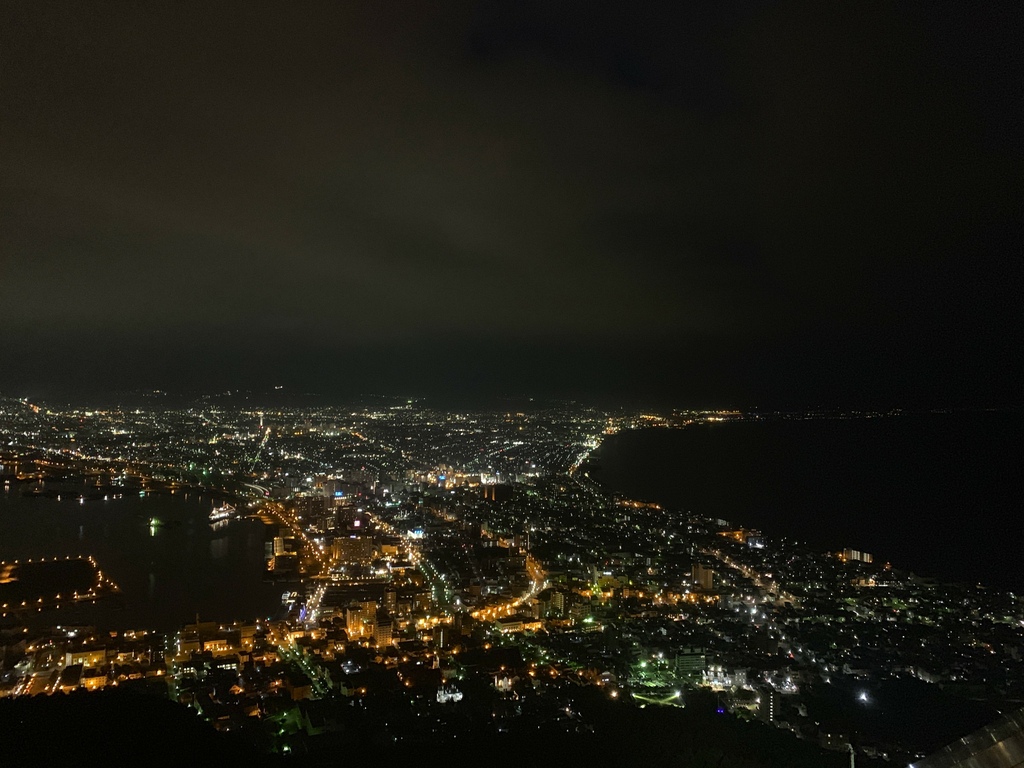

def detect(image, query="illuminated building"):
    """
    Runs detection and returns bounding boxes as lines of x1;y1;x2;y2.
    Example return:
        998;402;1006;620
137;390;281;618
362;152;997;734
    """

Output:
839;549;873;564
374;614;393;646
675;647;706;675
345;602;377;638
437;684;463;703
495;616;524;634
65;647;108;668
550;590;566;616
704;665;746;690
692;563;714;590
331;534;376;564
758;687;782;723
269;553;298;573
495;615;542;634
273;536;296;556
81;667;108;691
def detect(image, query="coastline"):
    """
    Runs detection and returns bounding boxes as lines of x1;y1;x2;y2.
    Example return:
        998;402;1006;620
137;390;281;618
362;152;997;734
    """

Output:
581;412;1022;592
0;488;280;632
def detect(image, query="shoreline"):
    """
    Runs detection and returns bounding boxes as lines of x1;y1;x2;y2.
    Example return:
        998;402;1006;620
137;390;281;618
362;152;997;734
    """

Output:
0;489;281;633
581;416;1021;593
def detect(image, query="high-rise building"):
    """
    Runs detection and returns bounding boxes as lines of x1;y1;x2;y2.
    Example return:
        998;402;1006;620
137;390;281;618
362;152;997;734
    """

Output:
692;563;714;590
841;549;873;564
331;535;376;564
758;687;781;723
374;614;393;647
676;646;706;676
550;590;566;616
346;602;377;638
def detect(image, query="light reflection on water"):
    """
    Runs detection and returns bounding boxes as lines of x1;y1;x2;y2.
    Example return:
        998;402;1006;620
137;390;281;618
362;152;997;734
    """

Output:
0;484;283;632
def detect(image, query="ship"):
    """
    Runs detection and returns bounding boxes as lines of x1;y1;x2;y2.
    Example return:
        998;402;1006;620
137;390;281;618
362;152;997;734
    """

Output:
209;503;236;522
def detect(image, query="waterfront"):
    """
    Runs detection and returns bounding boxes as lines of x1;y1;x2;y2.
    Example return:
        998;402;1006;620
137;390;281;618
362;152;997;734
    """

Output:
0;401;1020;762
588;410;1023;591
0;485;282;631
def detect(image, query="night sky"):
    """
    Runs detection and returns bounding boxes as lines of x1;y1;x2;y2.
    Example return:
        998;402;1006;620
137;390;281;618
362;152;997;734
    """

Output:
2;2;1020;407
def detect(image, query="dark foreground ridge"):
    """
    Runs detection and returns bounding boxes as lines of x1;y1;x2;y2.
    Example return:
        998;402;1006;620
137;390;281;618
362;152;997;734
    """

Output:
3;688;862;767
2;689;253;763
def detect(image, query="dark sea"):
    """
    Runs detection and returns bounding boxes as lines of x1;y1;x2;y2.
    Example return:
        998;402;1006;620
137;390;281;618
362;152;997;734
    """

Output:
588;410;1023;592
0;486;283;632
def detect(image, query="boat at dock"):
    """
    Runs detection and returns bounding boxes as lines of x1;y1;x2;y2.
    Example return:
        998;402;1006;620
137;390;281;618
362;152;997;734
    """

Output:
209;503;236;522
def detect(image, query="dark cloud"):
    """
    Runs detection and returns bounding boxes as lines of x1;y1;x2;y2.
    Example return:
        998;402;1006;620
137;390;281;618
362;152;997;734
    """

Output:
1;2;1020;406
